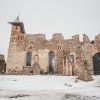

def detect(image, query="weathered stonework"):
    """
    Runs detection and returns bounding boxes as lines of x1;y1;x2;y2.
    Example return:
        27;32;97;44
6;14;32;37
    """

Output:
6;16;100;80
0;54;6;74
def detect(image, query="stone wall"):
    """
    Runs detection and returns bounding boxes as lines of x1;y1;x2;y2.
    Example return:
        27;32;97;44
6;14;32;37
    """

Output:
0;54;6;74
7;31;80;75
7;22;100;77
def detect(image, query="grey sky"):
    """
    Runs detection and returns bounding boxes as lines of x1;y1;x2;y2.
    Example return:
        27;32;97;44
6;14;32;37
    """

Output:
0;0;100;60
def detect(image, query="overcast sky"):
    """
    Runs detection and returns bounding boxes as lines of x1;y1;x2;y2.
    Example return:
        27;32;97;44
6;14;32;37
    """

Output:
0;0;100;60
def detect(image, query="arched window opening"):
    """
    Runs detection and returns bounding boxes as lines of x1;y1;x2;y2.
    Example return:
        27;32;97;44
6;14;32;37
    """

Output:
49;51;55;73
26;52;32;66
57;43;63;50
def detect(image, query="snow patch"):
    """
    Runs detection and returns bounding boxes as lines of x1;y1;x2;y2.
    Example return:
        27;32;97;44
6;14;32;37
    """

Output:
0;75;100;100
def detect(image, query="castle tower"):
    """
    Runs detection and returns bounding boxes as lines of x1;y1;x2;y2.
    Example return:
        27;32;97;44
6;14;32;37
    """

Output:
8;16;25;34
7;16;26;74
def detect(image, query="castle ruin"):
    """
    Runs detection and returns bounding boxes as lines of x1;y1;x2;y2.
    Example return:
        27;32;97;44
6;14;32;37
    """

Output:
6;16;100;80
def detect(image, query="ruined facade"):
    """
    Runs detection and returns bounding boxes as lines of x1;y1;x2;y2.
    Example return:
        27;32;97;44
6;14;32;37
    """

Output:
7;16;100;77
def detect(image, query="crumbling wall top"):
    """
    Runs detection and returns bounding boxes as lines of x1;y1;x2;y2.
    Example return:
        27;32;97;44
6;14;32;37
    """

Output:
52;33;64;40
83;34;90;45
25;34;46;39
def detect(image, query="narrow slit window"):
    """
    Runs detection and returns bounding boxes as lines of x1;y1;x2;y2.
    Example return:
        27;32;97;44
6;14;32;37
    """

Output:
26;52;32;66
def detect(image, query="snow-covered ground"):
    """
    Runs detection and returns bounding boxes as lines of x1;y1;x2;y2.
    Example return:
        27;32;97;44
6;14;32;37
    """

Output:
0;75;100;100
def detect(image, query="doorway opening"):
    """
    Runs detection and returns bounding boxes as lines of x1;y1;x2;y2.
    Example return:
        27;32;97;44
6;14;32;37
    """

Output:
93;52;100;75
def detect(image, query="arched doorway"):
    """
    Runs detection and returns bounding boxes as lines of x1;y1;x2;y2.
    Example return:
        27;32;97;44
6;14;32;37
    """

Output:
49;51;54;74
93;52;100;75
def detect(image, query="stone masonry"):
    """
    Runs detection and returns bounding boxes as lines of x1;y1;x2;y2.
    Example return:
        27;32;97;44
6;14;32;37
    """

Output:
0;54;6;74
6;16;100;80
